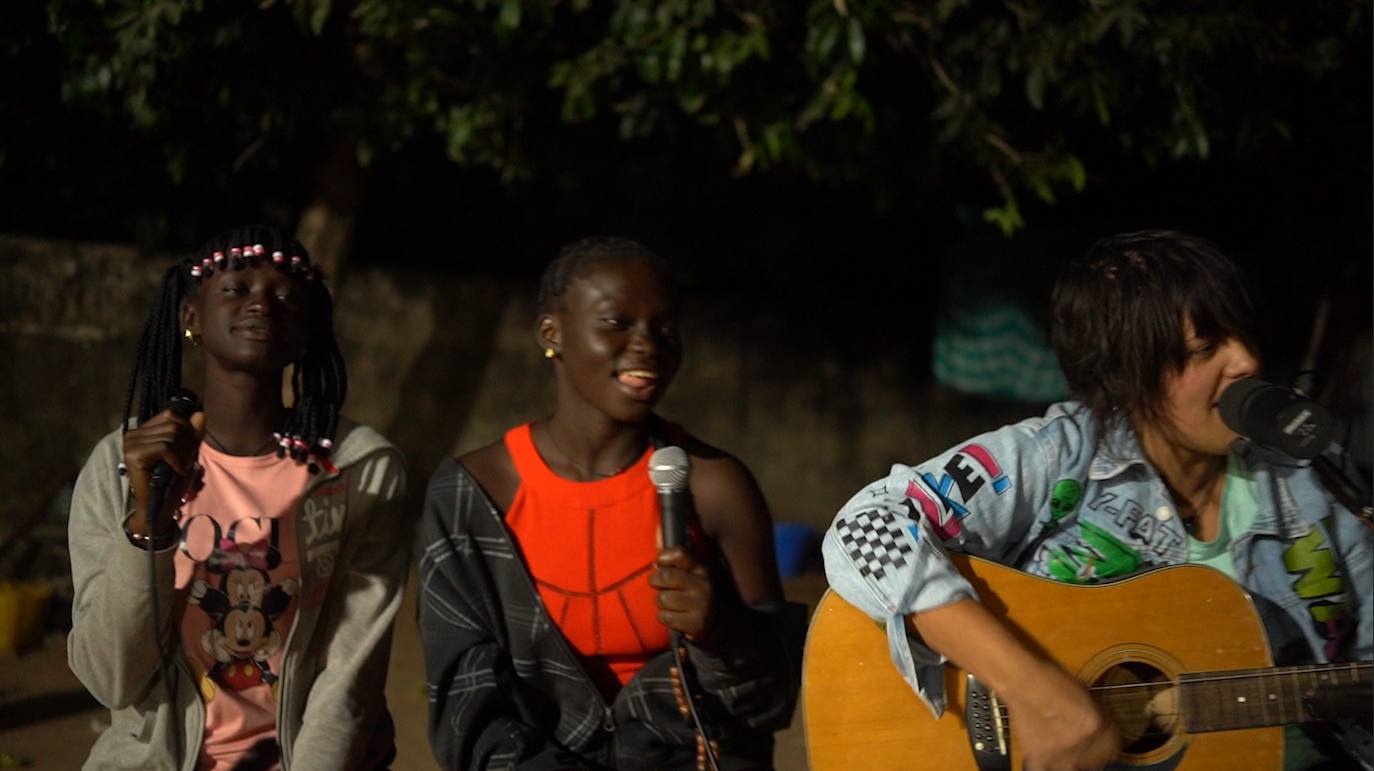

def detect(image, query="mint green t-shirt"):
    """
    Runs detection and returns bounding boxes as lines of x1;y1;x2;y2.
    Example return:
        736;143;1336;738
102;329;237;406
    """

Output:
1186;454;1259;571
1186;454;1329;771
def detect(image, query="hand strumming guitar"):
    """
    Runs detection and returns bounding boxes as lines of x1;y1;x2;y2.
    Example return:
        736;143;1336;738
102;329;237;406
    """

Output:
908;597;1121;771
1005;658;1121;771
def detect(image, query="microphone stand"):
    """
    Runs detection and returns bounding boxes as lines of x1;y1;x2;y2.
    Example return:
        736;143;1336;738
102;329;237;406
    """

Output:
1234;434;1372;531
1288;378;1374;531
1312;454;1374;532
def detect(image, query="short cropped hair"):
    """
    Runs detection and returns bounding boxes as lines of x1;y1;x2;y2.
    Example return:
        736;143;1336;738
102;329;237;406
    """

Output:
535;237;669;316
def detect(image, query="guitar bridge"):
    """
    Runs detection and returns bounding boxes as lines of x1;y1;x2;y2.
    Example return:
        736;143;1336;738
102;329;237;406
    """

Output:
964;675;1010;770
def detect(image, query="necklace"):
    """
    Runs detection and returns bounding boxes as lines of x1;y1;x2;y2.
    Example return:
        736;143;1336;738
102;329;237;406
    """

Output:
204;428;277;457
1179;486;1223;538
544;422;641;479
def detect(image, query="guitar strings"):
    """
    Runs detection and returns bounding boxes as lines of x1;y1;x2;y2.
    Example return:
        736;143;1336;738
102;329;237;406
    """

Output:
989;703;1280;744
1082;661;1370;694
990;705;1183;740
990;661;1372;716
989;663;1372;735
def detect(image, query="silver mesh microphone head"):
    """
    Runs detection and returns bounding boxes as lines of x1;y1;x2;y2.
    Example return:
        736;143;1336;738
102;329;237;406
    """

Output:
648;446;691;492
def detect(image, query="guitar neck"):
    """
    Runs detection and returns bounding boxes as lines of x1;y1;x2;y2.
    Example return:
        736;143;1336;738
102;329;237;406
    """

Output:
1180;661;1373;733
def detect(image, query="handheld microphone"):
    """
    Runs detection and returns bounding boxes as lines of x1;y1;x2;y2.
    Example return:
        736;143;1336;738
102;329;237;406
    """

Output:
647;445;720;771
1218;378;1335;460
142;386;199;767
649;446;692;550
149;388;202;492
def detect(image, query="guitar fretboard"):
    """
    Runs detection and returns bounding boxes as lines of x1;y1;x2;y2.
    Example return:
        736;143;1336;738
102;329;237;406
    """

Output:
1180;661;1372;733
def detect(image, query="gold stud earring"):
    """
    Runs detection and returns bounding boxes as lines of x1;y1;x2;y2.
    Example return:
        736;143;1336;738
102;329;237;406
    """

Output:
544;347;558;359
184;329;200;347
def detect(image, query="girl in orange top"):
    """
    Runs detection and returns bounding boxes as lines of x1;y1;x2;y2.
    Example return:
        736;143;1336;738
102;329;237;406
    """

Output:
420;237;803;769
502;419;697;697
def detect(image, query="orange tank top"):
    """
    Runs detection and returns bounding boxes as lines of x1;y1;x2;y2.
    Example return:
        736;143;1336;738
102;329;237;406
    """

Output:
504;423;671;699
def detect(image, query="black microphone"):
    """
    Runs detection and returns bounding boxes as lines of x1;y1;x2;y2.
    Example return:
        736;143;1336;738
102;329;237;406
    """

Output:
141;386;200;766
149;387;202;492
649;446;692;549
1218;378;1336;460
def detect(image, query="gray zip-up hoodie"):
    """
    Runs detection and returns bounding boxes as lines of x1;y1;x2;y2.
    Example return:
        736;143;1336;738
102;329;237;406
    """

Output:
68;417;410;770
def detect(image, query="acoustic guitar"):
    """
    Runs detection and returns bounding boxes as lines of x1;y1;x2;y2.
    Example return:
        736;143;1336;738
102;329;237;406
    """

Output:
803;554;1371;769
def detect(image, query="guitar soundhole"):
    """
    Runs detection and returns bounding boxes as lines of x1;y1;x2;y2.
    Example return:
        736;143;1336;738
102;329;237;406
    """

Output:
1092;661;1173;755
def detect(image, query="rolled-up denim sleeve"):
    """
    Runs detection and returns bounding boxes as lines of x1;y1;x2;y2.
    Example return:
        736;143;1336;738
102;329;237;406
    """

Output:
822;416;1077;716
822;488;973;717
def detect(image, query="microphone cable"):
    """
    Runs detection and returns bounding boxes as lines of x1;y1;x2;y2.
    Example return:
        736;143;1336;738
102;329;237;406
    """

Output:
649;440;721;771
139;387;199;765
144;489;184;765
670;630;720;771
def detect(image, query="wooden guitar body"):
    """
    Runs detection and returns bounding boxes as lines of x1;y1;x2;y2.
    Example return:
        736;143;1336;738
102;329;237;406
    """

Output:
803;555;1282;770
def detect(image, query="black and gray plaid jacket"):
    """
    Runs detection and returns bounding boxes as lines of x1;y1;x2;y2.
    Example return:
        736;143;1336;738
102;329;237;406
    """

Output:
418;458;805;770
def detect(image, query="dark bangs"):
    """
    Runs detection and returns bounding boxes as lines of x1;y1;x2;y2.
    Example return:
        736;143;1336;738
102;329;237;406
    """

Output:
1052;230;1257;433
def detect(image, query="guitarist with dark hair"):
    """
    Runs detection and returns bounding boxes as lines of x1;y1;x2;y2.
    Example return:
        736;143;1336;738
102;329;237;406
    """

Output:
819;231;1371;770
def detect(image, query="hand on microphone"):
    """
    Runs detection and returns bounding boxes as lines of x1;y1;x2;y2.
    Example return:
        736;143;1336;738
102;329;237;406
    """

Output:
650;546;716;644
122;406;206;535
648;445;726;646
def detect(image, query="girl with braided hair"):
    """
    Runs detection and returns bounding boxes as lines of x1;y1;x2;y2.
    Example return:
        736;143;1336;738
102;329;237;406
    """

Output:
68;224;411;770
418;237;805;770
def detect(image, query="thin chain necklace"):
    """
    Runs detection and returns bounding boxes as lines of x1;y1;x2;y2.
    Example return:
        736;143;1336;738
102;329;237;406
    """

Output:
544;421;642;480
1177;472;1225;536
204;428;277;457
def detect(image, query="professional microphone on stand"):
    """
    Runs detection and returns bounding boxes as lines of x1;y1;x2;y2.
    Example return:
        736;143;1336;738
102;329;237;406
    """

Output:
1219;378;1371;528
1218;378;1336;460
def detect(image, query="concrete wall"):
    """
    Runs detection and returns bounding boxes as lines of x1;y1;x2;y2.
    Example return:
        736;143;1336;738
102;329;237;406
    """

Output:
2;235;1040;549
2;237;166;532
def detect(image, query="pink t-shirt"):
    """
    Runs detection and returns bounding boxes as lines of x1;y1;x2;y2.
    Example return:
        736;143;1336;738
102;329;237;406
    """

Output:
173;444;309;771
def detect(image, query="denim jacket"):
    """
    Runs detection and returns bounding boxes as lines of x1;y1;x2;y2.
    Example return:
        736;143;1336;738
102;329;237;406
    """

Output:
822;401;1373;722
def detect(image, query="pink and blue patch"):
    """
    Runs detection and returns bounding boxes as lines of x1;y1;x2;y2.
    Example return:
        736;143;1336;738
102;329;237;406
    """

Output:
906;479;963;540
958;444;1012;494
902;443;1013;541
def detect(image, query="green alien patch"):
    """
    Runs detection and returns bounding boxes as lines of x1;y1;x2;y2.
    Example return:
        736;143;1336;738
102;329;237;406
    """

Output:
1049;479;1083;524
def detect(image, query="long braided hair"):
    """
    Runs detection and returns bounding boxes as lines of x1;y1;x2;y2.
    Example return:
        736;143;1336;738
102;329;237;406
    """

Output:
122;224;347;472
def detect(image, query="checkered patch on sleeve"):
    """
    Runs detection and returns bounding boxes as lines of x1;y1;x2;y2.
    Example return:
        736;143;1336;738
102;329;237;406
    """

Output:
835;509;913;582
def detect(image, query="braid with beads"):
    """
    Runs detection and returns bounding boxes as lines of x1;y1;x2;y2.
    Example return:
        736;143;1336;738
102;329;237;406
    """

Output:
122;224;346;474
123;264;190;429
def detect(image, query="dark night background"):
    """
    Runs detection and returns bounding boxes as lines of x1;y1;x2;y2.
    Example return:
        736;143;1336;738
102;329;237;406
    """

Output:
4;2;1370;356
2;1;1371;508
0;4;1371;767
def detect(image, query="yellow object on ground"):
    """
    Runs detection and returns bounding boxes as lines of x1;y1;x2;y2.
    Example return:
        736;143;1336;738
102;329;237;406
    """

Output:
0;581;52;652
